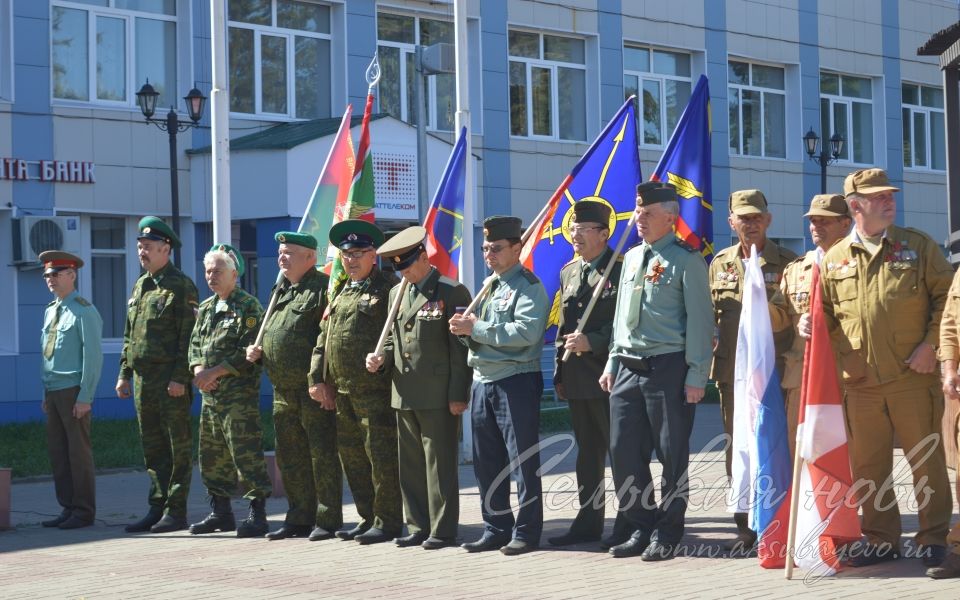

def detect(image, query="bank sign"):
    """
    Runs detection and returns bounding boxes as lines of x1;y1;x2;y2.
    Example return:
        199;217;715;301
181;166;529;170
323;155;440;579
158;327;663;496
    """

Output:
0;158;96;183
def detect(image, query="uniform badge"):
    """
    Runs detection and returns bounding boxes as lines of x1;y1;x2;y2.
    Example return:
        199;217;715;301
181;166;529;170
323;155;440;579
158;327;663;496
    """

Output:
245;316;257;329
885;241;916;269
644;261;665;283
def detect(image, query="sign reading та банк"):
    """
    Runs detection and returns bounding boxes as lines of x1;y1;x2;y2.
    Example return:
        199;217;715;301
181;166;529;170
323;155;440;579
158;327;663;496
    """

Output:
0;158;95;183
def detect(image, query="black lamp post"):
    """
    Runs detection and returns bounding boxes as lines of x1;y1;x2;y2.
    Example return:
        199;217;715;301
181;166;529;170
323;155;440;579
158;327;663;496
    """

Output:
804;126;845;195
135;80;206;267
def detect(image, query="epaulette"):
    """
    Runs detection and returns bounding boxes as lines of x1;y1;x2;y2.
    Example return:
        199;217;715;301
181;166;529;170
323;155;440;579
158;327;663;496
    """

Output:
521;268;540;284
903;226;934;242
675;238;697;253
75;296;91;307
616;254;625;262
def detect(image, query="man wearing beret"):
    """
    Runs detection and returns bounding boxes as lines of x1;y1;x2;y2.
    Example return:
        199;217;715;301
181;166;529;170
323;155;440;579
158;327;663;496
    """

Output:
309;219;402;544
599;182;712;560
548;201;629;549
246;231;342;541
449;215;549;556
709;189;795;551
188;244;271;537
820;168;952;568
39;250;103;530
117;216;199;533
366;226;473;549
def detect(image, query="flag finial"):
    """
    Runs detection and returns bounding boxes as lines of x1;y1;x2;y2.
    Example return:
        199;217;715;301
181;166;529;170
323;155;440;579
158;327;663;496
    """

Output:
366;52;381;94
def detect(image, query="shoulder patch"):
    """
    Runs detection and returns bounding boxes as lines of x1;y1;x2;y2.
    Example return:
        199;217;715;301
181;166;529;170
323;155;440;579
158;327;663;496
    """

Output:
521;268;540;284
75;296;91;307
245;316;257;329
675;239;697;253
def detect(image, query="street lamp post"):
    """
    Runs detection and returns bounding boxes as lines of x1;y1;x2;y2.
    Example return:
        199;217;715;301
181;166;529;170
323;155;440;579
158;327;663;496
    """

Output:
803;126;845;195
135;80;207;267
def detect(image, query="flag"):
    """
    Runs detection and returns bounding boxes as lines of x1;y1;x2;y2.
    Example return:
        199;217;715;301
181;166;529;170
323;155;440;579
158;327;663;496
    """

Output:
424;126;467;279
651;74;714;263
729;245;792;568
298;105;355;246
521;98;642;343
792;263;861;575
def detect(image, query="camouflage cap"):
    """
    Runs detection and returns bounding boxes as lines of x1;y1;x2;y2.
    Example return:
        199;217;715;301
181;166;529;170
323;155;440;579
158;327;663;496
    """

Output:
636;181;678;206
329;219;385;250
804;194;850;218
729;189;768;215
208;243;245;277
137;216;181;249
571;200;612;226
275;231;318;250
483;216;522;241
843;168;899;197
38;250;83;275
377;226;427;270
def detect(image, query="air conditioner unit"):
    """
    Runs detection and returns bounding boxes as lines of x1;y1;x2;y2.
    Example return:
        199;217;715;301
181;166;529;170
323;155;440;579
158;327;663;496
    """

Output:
422;42;456;75
20;216;81;261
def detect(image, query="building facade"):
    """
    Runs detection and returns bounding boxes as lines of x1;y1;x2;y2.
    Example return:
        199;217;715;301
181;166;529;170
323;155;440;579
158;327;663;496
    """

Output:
0;0;955;422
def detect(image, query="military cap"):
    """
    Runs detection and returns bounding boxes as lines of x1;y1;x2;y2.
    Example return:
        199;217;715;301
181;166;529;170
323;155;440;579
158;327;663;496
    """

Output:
208;243;245;277
329;219;385;250
804;194;850;218
843;168;900;197
636;181;678;206
275;231;318;250
483;216;522;242
378;226;427;270
38;250;83;275
137;216;181;249
571;201;612;226
729;189;768;215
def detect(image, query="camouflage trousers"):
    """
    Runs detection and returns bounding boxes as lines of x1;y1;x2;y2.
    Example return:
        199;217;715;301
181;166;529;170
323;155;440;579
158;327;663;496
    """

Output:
199;387;271;500
273;386;342;529
133;371;193;517
336;391;402;533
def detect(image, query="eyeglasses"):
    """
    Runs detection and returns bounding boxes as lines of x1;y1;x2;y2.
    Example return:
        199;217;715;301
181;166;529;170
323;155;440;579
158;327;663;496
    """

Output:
481;244;508;254
43;270;73;279
564;225;604;235
341;249;373;260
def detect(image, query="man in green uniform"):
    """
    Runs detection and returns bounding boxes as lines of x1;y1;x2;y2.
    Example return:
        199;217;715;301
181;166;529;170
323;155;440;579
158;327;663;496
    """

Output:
821;168;952;567
117;217;199;534
709;190;795;551
600;182;712;561
246;232;342;541
309;219;401;545
366;226;472;550
548;201;628;549
39;251;103;530
188;244;271;537
449;216;549;556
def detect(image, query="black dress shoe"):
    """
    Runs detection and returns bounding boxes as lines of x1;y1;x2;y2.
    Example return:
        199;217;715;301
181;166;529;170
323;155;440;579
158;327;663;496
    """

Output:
395;531;429;547
125;508;163;533
150;514;188;533
500;539;538;556
336;523;370;541
918;544;947;568
422;536;457;550
723;531;758;552
462;534;511;553
42;511;71;528
265;524;312;540
609;535;650;558
308;526;335;541
58;516;93;530
547;531;601;547
847;542;901;567
355;527;398;545
927;551;960;579
640;541;676;561
600;531;632;550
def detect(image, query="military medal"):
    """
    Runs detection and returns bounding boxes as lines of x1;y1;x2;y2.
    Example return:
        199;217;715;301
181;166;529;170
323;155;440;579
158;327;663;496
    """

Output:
644;262;665;283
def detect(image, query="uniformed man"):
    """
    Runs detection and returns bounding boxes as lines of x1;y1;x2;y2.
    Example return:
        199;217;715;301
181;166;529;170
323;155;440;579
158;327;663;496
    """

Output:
309;219;402;545
821;168;953;568
547;201;628;549
188;245;271;537
366;226;473;550
778;194;852;445
117;217;199;534
246;232;342;541
39;251;103;530
709;190;795;551
449;216;549;556
599;182;712;560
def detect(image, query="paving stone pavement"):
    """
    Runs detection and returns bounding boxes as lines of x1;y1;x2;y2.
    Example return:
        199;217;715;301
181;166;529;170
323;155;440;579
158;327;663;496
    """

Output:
1;405;959;599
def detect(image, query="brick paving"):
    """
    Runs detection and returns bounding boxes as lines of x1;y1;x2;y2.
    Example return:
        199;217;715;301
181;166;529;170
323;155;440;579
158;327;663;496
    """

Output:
1;405;959;599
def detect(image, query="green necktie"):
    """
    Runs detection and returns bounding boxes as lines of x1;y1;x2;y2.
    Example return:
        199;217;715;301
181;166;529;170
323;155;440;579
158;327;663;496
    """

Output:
625;249;650;331
43;303;61;360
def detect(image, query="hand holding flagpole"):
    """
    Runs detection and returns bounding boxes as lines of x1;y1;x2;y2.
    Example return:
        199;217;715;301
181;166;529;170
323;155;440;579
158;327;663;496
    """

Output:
372;279;409;357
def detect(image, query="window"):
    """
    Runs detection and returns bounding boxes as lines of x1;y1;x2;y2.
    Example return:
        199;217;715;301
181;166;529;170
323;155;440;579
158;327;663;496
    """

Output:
51;1;177;107
820;72;873;164
509;30;586;141
228;0;332;119
623;45;691;147
728;60;786;159
903;83;945;171
90;217;127;339
377;12;456;132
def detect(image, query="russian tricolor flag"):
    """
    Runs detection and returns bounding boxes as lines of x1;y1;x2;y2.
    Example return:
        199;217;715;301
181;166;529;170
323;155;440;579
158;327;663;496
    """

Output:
729;245;792;568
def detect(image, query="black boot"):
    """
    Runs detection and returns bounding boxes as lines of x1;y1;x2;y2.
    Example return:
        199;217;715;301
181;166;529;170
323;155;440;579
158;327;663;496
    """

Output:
189;496;236;535
125;507;163;533
236;498;268;538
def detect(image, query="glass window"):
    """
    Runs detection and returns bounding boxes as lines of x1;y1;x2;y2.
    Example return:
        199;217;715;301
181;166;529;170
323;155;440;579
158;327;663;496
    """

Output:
623;47;648;72
277;0;330;33
135;18;177;108
90;217;126;339
115;0;175;15
96;16;126;101
819;71;873;164
653;49;690;77
52;7;89;101
229;0;271;25
903;83;946;171
543;35;584;63
729;60;786;158
228;27;255;113
378;13;414;44
261;35;287;114
510;61;527;136
625;44;693;148
508;30;539;59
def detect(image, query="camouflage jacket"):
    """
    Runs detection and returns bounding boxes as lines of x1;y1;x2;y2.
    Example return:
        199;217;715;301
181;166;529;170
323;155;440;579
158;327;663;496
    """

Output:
261;267;328;390
119;261;199;384
188;286;264;396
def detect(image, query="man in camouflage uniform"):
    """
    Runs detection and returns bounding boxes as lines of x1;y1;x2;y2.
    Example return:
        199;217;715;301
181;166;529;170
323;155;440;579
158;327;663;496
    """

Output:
188;244;271;537
117;217;199;534
246;232;342;541
309;219;402;545
709;190;795;551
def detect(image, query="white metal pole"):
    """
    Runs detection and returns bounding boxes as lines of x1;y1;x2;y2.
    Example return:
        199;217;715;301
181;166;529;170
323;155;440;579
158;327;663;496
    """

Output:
210;0;231;244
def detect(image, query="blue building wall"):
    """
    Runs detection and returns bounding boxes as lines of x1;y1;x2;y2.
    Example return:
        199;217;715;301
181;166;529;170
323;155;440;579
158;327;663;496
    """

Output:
703;0;731;249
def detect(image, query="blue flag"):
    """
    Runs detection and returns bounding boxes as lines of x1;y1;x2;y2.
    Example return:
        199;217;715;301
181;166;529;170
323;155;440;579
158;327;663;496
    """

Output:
424;126;467;279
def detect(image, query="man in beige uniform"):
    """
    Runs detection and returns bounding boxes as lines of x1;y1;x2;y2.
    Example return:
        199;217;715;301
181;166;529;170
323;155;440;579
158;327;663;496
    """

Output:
821;168;952;568
709;189;795;551
933;267;960;578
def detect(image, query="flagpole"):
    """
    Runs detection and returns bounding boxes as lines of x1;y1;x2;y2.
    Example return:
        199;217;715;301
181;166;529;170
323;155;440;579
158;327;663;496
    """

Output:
784;442;805;579
373;280;410;357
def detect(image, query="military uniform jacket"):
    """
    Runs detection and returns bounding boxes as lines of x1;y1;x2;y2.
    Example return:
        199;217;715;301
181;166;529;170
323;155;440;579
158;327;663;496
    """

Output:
261;267;328;389
553;247;621;400
188;287;264;395
821;224;953;389
778;250;817;390
382;268;473;410
940;269;960;363
310;267;395;403
41;290;103;403
119;261;199;384
709;240;796;385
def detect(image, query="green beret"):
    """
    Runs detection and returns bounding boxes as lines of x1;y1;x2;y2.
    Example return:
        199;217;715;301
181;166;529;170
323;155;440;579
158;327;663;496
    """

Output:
275;231;318;250
636;182;677;206
378;226;426;270
483;216;522;242
571;201;611;226
329;219;385;250
208;243;245;277
137;216;181;249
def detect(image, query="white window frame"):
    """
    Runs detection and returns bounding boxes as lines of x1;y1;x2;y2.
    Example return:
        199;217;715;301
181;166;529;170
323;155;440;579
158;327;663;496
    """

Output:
902;83;946;172
227;0;334;120
820;72;874;167
728;59;787;160
508;29;587;143
623;44;693;150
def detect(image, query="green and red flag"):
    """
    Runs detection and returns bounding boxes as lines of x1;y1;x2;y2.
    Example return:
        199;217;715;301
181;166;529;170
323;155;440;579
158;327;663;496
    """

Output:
299;104;355;246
